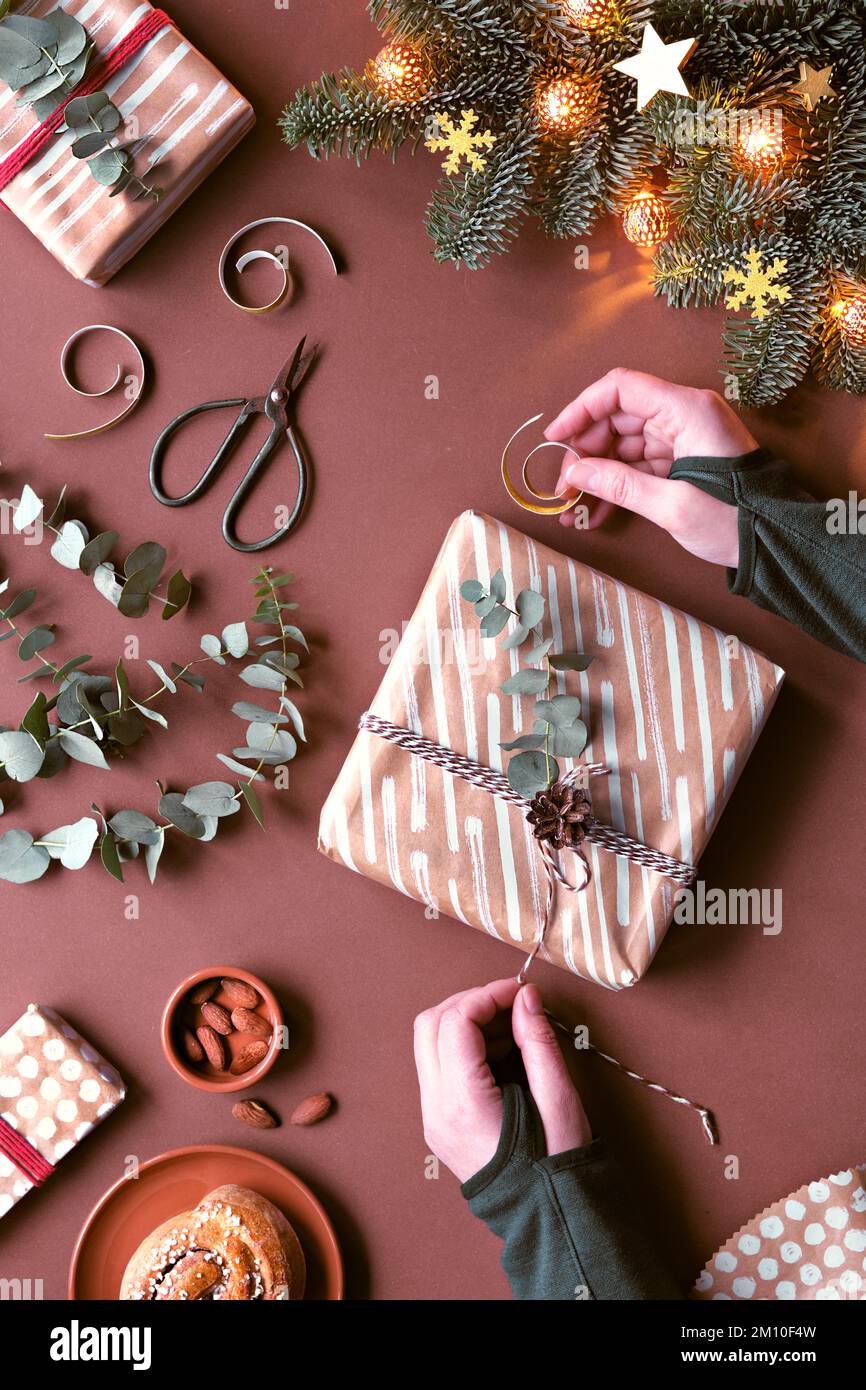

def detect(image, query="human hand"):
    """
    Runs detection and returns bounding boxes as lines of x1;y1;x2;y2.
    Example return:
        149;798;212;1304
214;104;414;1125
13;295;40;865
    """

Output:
547;368;758;568
413;979;591;1183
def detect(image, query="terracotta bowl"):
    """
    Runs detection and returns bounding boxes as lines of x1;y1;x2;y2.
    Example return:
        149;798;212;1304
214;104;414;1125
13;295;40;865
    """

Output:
161;966;283;1093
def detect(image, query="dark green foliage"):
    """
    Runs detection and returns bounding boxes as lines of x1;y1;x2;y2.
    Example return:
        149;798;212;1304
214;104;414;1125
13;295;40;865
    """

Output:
283;0;866;404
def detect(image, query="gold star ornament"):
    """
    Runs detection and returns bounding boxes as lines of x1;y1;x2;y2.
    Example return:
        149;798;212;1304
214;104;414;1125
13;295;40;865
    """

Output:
613;22;697;111
790;61;836;112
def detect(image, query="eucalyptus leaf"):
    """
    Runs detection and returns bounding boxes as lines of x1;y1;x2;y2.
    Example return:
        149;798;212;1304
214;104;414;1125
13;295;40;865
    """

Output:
240;780;265;828
548;651;594;672
200;634;225;664
534;695;582;728
130;698;167;729
459;579;484;601
12;485;43;532
118;562;162;618
551;721;588;757
52;654;92;683
58;729;110;769
71;131;111;159
507;750;557;799
124;541;166;578
283;625;308;652
480;605;509;639
0;828;50;884
232;701;288;724
79;530;118;576
20;692;49;745
88;147;127;186
245;723;297;762
239;663;285;692
500;668;549;696
43;816;98;870
216;754;266;782
172;663;205;692
107;710;146;746
474;595;496;619
36;741;67;779
146;660;177;693
158;792;206;839
221;622;249;658
64;90;114;127
498;734;546;751
51;10;88;64
93;563;123;606
163;570;191;620
51;520;89;569
280;697;307;742
527;638;554;663
57;674;111;726
144;830;164;884
182;781;240;818
18;625;54;661
0;730;44;781
489;570;506;603
108;810;159;845
46;486;67;528
2;587;37;619
516;588;545;629
99;831;123;882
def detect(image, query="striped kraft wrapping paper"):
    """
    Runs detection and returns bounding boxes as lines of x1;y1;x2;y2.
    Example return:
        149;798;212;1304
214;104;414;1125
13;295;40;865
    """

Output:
318;511;785;989
0;0;254;285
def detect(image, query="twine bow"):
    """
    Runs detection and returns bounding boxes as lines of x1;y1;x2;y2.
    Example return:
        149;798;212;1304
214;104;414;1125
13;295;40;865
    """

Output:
0;1113;54;1188
360;711;716;1144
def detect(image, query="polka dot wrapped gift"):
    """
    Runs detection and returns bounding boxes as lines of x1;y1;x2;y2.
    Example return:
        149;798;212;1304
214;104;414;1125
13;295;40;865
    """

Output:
694;1164;866;1301
0;1004;125;1220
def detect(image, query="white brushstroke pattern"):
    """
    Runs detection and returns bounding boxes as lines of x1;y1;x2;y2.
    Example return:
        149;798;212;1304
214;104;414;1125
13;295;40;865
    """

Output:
631;771;656;954
675;776;693;865
382;777;409;897
425;600;459;852
486;694;522;941
685;615;716;831
592;573;614;646
661;605;685;752
636;598;671;819
614;583;647;760
601;681;630;929
466;817;498;935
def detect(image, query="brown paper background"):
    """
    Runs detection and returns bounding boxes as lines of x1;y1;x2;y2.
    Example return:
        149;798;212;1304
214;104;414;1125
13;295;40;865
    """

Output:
0;0;864;1301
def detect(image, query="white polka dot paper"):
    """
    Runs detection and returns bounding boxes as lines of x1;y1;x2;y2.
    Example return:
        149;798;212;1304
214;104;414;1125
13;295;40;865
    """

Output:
0;1005;125;1220
694;1166;866;1301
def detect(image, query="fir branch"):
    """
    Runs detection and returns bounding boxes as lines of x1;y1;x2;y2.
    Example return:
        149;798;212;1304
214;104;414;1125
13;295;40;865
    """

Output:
425;124;537;268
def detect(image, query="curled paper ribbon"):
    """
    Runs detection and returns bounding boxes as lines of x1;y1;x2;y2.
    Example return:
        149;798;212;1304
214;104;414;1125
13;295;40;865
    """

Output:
45;325;145;441
218;217;339;314
501;412;584;516
359;711;716;1145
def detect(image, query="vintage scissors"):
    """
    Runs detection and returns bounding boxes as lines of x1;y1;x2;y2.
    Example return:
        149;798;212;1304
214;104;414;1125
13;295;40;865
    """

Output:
148;338;316;552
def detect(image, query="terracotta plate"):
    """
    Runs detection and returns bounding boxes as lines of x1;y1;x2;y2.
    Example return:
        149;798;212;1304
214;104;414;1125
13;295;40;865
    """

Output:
68;1144;344;1300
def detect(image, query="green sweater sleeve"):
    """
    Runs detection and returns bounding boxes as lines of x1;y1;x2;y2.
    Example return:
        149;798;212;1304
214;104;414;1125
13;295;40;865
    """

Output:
669;448;866;662
460;1083;682;1300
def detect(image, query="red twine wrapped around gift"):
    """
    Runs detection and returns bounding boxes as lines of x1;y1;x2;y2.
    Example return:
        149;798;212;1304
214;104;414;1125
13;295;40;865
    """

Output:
0;1113;54;1187
0;8;173;197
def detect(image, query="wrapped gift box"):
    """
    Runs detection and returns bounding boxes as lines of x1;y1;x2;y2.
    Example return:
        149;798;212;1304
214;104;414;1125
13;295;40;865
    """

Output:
0;1004;125;1218
0;0;254;285
319;510;784;988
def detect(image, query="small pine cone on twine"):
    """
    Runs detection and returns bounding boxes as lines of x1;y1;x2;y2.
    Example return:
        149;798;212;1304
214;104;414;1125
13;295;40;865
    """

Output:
526;780;592;851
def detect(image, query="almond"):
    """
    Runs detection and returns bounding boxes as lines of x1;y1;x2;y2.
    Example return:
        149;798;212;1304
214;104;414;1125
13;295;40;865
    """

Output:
232;1099;279;1130
230;1006;272;1039
221;977;259;1009
290;1092;332;1127
189;979;218;1006
229;1039;268;1076
181;1028;204;1064
196;1025;227;1071
201;1001;233;1036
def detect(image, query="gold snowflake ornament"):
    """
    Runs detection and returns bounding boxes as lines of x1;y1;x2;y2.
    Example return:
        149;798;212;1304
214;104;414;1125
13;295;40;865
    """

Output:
723;247;791;320
425;109;496;175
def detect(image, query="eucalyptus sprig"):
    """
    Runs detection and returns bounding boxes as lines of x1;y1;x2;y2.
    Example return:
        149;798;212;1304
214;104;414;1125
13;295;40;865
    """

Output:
0;569;309;884
0;6;161;199
13;485;192;621
461;570;592;798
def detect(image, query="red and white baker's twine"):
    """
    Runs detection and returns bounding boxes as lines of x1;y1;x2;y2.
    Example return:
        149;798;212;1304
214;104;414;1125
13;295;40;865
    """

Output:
0;1114;54;1187
360;712;716;1144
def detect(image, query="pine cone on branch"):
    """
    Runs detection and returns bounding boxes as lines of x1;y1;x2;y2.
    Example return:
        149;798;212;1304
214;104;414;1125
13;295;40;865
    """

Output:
526;780;591;851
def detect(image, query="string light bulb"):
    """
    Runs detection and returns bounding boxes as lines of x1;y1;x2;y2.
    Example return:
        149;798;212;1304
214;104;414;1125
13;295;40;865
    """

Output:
737;123;785;168
536;76;597;135
833;294;866;348
621;190;670;246
367;43;430;100
562;0;610;30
